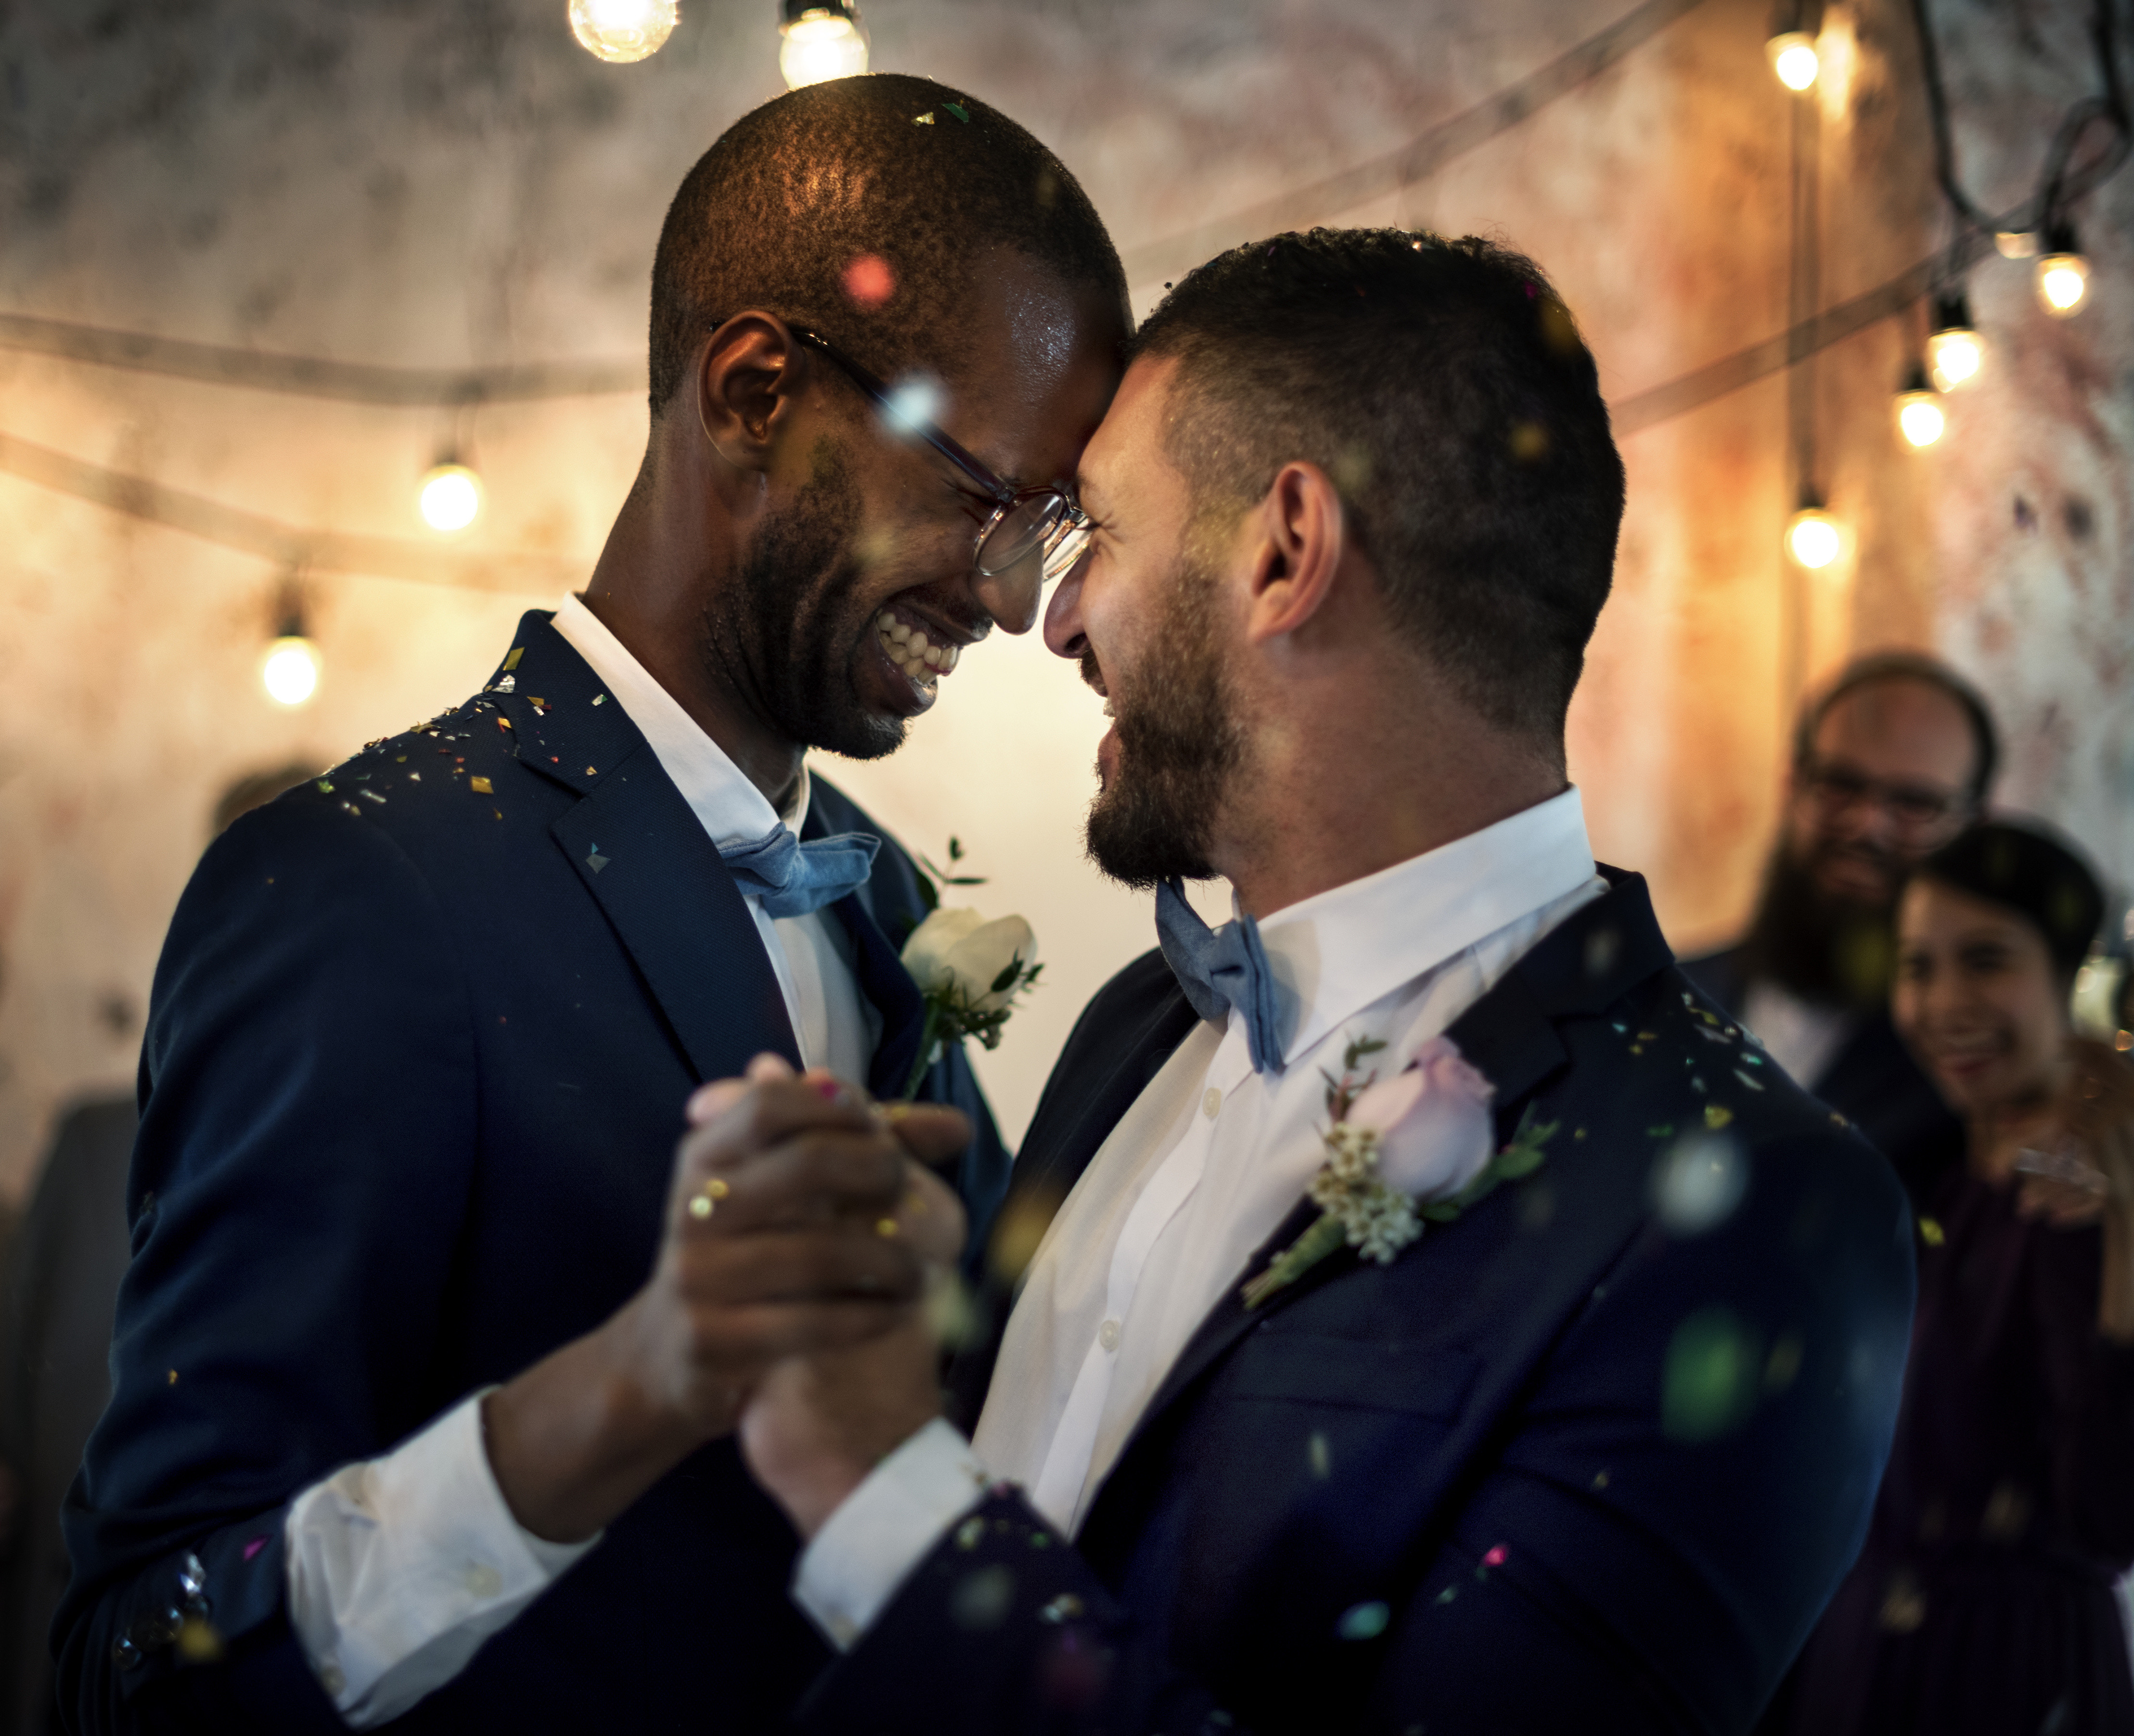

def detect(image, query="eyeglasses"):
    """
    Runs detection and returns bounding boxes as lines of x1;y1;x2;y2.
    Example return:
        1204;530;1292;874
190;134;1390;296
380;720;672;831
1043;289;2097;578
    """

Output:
1799;758;1972;838
792;327;1093;587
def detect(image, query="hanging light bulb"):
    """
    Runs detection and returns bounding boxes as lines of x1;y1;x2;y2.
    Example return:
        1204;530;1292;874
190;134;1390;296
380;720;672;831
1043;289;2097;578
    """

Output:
1893;364;1946;449
1767;31;1820;90
779;0;868;89
1925;293;1984;393
2035;221;2091;318
261;588;321;708
418;459;484;533
569;0;678;63
1786;497;1843;569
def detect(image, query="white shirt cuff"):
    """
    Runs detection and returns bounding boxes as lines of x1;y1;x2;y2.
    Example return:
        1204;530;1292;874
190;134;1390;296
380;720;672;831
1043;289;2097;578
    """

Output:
283;1389;601;1727
791;1417;991;1650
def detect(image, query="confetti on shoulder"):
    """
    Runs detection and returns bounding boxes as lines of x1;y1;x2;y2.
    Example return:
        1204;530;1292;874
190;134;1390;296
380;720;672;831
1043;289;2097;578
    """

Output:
591;694;607;706
502;647;524;671
469;776;493;794
913;110;935;124
941;101;970;123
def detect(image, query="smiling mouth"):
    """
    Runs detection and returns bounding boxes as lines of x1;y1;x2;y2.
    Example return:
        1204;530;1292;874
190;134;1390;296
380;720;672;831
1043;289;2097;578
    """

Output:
874;604;963;692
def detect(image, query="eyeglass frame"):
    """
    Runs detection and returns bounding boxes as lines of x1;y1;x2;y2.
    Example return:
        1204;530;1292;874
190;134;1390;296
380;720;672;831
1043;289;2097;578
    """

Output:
784;325;1093;585
1795;753;1977;840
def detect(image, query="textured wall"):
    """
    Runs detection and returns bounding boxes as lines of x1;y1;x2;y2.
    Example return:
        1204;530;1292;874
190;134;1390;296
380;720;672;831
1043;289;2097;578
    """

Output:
0;0;2126;1194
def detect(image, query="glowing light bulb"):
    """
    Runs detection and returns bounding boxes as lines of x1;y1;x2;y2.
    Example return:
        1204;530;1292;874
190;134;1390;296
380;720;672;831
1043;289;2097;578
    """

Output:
569;0;678;63
1896;391;1945;449
418;463;483;533
1767;32;1819;91
1926;295;1984;394
1894;364;1944;449
261;636;321;707
1786;506;1842;569
2037;251;2090;317
779;2;868;89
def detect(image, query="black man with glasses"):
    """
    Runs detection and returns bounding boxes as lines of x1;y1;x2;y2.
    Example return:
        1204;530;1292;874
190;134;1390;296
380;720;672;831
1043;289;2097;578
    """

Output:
1683;652;2002;1210
58;75;1129;1736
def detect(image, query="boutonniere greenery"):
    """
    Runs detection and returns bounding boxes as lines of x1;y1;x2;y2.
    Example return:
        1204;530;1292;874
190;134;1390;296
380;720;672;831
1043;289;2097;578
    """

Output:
1241;1032;1558;1309
896;838;1043;1100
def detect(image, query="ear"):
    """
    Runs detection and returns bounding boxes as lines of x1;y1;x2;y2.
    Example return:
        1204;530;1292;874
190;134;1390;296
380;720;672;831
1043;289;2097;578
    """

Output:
692;313;810;472
1242;460;1348;643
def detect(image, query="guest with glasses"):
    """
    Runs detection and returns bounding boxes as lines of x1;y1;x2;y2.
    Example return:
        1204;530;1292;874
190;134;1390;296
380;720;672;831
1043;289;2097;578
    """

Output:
1786;821;2134;1736
1684;653;1999;1208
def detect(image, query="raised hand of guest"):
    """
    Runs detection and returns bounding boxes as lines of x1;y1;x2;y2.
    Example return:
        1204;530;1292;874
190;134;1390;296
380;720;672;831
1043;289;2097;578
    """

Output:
481;1055;969;1544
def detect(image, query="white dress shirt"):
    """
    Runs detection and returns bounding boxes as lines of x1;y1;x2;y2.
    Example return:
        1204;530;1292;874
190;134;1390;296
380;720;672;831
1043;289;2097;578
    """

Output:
794;788;1605;1649
284;594;875;1726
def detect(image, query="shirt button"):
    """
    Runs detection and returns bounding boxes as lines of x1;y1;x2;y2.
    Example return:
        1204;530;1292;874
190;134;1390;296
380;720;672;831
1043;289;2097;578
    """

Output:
1202;1087;1222;1119
465;1563;503;1599
1098;1319;1121;1351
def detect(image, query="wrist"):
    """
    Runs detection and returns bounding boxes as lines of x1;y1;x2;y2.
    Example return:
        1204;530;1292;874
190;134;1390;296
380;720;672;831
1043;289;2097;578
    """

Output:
483;1304;720;1544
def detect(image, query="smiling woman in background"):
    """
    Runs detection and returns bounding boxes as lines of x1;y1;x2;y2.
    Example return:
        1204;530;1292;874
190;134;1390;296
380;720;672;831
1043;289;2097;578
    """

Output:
1788;819;2134;1735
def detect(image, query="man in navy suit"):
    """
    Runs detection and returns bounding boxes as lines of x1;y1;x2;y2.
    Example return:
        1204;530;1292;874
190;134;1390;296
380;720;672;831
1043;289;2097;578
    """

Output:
56;75;1129;1733
722;230;1917;1732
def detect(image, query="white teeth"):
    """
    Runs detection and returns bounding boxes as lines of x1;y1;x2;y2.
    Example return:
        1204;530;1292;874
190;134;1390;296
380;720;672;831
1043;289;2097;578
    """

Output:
909;631;929;655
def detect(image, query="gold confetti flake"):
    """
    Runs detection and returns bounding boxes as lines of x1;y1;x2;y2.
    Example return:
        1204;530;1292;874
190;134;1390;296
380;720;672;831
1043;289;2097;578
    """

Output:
469;776;493;794
1703;1105;1734;1130
586;765;598;776
503;647;525;671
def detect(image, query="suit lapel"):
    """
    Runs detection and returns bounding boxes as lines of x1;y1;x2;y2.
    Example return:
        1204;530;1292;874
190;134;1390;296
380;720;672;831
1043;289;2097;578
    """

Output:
492;614;802;1083
1087;870;1672;1527
821;891;926;1102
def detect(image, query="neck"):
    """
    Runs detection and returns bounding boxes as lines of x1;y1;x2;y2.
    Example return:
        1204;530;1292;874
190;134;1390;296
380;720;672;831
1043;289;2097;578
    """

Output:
578;441;805;809
1214;669;1567;919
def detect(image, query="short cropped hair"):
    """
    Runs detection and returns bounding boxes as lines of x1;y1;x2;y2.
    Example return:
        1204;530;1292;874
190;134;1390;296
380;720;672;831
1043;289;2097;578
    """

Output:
648;75;1125;416
1131;229;1626;744
1794;652;2000;807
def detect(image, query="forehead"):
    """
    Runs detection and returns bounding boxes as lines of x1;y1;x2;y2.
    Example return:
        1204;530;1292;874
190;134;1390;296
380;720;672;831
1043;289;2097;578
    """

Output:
1814;677;1977;785
952;251;1124;425
1079;354;1189;509
1899;877;2036;949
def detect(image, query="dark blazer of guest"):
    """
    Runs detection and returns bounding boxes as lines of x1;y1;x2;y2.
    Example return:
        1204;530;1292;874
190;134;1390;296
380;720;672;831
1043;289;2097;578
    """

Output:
1679;946;1962;1213
799;873;1915;1736
55;611;1009;1735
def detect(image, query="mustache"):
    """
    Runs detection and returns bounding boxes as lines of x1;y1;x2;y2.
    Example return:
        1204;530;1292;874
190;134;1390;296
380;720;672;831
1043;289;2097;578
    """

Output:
1079;649;1104;693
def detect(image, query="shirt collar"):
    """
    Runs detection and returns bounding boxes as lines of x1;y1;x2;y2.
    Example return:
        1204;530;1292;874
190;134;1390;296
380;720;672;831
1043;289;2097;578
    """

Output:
549;592;811;847
1250;786;1597;1066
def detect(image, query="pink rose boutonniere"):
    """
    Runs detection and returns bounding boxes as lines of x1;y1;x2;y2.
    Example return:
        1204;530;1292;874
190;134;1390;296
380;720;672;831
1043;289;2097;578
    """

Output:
1241;1034;1559;1309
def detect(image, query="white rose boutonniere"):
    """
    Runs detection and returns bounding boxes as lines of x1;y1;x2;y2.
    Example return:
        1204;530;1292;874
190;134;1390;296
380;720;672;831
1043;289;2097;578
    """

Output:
1241;1032;1557;1308
897;839;1042;1099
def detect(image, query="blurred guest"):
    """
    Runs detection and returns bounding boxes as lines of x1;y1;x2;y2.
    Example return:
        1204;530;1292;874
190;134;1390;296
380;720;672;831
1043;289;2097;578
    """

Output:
1789;821;2134;1735
0;764;310;1736
1684;654;1997;1206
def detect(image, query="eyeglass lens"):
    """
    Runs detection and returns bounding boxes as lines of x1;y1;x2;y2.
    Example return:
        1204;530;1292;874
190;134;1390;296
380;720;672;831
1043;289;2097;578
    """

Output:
976;494;1090;584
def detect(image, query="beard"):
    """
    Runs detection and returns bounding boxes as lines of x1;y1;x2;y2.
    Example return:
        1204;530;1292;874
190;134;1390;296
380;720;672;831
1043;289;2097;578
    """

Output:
1083;547;1243;889
701;438;905;763
1740;836;1900;1010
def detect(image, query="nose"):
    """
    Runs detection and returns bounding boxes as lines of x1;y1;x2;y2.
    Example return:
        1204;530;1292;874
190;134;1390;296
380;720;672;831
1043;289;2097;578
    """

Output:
1043;562;1088;660
970;560;1041;636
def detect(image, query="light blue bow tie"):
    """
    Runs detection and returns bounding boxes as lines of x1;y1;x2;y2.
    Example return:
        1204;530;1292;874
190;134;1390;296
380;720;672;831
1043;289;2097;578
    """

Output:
720;825;880;918
1156;876;1285;1073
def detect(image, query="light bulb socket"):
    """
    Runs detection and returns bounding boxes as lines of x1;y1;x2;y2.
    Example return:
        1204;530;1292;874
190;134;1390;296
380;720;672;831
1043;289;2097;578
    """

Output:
1930;292;1974;335
1768;0;1822;32
1898;362;1932;396
779;0;861;24
2044;219;2081;257
272;573;309;643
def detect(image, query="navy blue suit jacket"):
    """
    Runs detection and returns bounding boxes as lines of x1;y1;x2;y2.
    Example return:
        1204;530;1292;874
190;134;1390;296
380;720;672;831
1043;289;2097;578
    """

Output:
802;872;1915;1735
55;611;1009;1734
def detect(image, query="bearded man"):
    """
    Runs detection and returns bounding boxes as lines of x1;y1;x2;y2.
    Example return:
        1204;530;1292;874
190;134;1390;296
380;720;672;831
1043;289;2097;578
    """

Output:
57;76;1128;1734
696;230;1917;1732
1682;655;1997;1207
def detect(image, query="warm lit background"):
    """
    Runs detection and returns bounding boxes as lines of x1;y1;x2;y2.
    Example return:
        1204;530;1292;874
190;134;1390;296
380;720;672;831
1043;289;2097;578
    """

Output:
0;0;2127;1191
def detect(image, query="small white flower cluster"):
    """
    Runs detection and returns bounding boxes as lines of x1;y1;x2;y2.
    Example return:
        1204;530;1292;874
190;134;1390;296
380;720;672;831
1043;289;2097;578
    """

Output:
1307;1123;1424;1266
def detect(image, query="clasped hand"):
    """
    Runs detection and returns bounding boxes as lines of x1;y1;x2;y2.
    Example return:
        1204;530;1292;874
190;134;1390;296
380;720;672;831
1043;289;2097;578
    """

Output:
668;1056;969;1539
